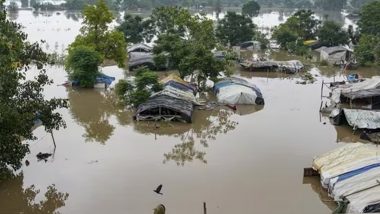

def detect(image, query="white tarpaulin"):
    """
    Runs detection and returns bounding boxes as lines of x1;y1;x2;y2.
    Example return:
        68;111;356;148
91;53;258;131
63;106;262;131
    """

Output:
330;166;380;201
342;109;380;129
346;185;380;213
312;143;380;187
217;85;257;105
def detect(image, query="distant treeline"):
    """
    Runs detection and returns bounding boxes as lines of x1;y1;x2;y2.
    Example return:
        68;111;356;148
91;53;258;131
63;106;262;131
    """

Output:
27;0;378;11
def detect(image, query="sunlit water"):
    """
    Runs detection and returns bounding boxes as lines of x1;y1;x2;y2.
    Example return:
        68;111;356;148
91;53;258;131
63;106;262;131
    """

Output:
0;9;369;214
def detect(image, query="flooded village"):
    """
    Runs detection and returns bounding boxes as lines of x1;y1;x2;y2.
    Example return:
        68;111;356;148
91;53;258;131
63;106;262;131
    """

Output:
1;0;380;213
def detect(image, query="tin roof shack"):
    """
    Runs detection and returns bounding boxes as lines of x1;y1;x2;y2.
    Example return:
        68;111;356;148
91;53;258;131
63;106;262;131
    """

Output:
317;46;353;66
341;89;380;109
330;108;380;130
128;52;169;71
134;95;193;123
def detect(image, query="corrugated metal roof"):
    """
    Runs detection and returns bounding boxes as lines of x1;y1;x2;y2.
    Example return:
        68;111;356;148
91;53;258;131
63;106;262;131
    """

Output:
343;109;380;129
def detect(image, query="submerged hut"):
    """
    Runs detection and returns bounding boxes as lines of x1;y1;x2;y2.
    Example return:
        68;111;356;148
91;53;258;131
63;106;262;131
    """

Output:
134;74;197;123
312;143;380;213
134;95;193;123
239;60;303;74
316;46;353;66
213;77;264;105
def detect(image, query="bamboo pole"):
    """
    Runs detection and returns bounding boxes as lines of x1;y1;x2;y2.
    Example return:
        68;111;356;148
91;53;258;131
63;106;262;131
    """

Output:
203;202;207;214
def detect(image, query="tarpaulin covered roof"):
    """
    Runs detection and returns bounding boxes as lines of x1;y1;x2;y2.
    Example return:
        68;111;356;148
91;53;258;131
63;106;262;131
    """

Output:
313;143;380;187
135;94;193;123
151;85;200;105
160;74;197;94
313;143;380;213
214;77;264;105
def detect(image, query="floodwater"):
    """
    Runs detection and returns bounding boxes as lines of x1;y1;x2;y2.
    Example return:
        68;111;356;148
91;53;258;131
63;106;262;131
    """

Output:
0;9;374;214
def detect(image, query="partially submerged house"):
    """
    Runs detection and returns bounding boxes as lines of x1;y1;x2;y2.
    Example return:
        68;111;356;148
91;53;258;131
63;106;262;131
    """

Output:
316;46;353;66
239;60;303;74
134;74;198;123
134;94;193;123
128;52;169;71
330;108;380;130
312;143;380;213
329;76;380;108
240;41;261;50
213;77;264;105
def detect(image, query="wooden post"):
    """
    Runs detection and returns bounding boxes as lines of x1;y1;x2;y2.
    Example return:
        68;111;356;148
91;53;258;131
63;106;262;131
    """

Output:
321;80;324;100
203;202;207;214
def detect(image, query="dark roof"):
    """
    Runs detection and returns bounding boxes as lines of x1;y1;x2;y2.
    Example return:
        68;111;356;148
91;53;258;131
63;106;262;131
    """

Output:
135;95;193;123
342;89;380;100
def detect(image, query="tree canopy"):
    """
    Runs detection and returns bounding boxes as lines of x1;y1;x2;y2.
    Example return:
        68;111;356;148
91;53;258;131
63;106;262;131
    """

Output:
69;0;126;67
242;1;261;17
317;20;349;46
0;0;67;172
355;1;380;65
65;46;102;88
358;1;380;36
272;10;320;54
117;14;155;44
216;11;256;46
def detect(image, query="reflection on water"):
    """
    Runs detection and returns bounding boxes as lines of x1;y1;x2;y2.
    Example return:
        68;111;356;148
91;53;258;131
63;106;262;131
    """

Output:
1;9;373;214
68;89;127;144
0;174;69;213
303;177;337;211
134;105;261;165
163;109;240;165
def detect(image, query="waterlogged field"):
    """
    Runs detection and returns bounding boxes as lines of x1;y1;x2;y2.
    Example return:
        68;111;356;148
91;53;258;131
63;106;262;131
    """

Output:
0;9;371;214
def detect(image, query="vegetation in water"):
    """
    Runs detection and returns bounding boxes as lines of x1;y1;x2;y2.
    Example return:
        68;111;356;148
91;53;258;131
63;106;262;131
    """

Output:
0;0;67;174
216;11;256;46
65;46;102;88
68;0;127;68
115;67;162;107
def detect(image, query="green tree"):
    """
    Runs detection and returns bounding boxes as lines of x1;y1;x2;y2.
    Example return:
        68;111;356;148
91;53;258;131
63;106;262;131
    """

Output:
69;0;126;67
117;14;155;44
242;1;260;17
358;1;380;36
115;67;162;107
272;9;320;54
65;46;102;88
150;6;192;35
0;1;67;172
355;34;380;65
178;44;225;88
216;11;256;46
317;20;349;46
315;0;346;10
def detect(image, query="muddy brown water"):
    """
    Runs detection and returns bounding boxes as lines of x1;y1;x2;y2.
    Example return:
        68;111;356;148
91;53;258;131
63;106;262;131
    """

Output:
0;10;377;214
